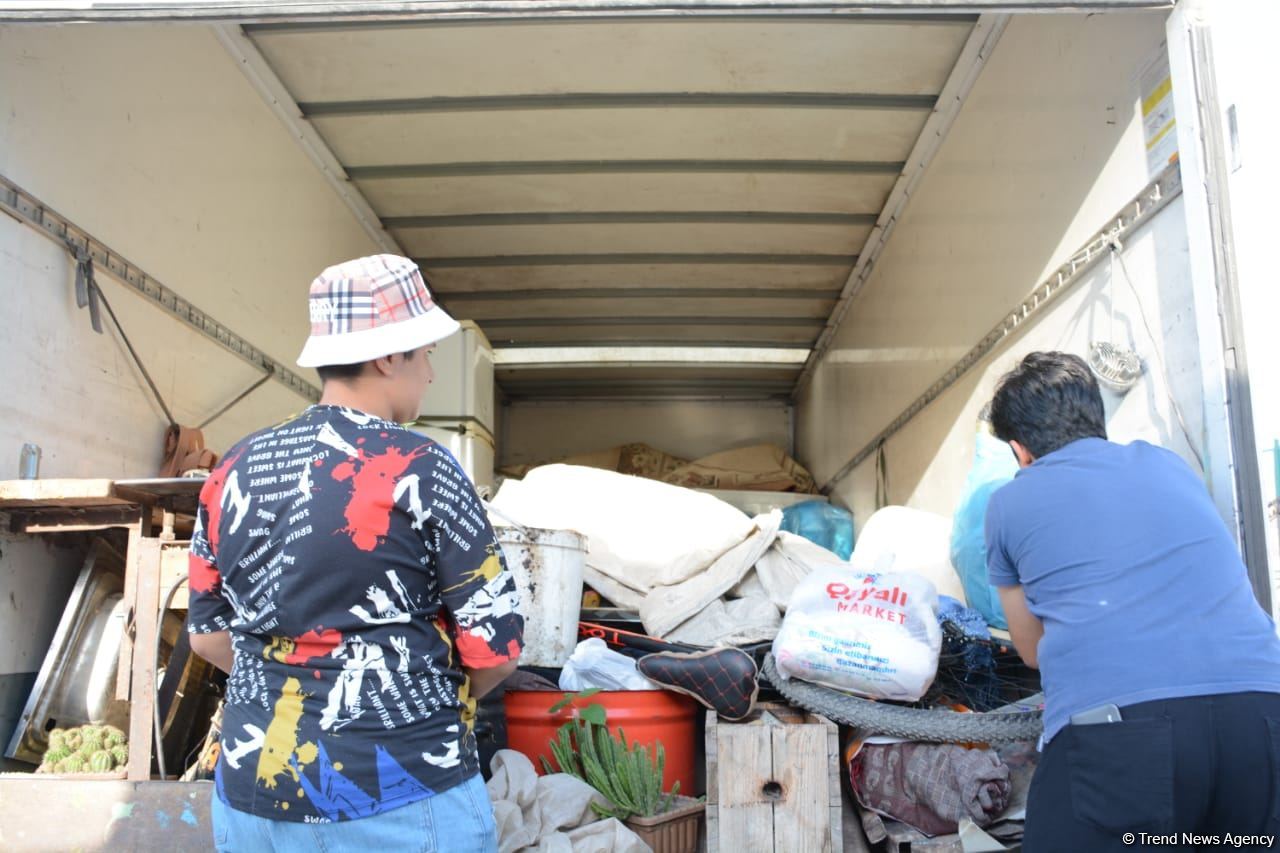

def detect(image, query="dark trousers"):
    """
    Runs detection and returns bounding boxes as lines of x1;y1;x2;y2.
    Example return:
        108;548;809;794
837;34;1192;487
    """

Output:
1023;691;1280;852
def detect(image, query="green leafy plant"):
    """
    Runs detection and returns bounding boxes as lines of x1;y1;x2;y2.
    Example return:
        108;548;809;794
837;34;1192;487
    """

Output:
539;690;679;821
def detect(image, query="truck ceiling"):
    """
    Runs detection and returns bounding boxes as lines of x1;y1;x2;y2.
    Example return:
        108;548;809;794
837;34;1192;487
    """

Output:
1;2;1172;401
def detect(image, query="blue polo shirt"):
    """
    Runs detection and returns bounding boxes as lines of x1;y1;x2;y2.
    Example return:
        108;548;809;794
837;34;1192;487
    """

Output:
985;437;1280;742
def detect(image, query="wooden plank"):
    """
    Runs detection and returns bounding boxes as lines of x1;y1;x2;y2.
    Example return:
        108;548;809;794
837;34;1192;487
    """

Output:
7;505;141;533
126;538;163;781
772;719;831;852
0;779;213;853
712;712;774;853
823;712;843;852
705;710;719;849
115;523;144;701
158;545;190;609
0;479;128;509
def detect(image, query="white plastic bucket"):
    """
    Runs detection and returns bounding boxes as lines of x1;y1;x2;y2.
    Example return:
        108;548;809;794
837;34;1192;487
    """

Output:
495;526;586;667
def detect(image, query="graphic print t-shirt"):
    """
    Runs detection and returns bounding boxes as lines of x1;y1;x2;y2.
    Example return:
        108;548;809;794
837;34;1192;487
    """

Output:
187;404;523;823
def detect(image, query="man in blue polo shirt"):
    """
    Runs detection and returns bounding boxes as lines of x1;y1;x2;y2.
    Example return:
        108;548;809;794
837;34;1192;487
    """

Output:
985;351;1280;852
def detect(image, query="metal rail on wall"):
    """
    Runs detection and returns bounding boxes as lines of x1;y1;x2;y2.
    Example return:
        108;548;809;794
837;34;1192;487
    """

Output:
0;173;322;403
818;162;1184;495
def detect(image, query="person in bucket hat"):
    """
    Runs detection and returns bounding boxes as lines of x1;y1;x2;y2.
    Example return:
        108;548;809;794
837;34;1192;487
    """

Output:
189;255;521;852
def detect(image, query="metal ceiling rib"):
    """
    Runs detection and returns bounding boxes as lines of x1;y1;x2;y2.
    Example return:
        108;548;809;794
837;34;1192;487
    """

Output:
418;253;857;268
212;7;997;399
347;160;906;178
445;287;841;300
242;14;981;34
0;1;1171;25
383;212;879;227
298;93;939;115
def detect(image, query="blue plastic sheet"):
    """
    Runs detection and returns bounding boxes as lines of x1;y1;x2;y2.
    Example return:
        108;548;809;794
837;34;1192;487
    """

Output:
780;499;856;559
949;431;1018;629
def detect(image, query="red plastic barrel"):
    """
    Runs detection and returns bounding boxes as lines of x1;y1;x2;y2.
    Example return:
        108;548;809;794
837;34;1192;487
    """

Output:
503;689;699;793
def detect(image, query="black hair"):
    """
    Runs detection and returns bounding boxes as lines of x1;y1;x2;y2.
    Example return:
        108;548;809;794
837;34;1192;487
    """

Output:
314;349;420;384
315;361;368;383
989;351;1107;459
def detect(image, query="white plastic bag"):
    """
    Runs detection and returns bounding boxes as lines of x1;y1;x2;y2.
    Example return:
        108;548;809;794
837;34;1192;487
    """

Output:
772;568;942;701
850;506;966;604
558;638;654;691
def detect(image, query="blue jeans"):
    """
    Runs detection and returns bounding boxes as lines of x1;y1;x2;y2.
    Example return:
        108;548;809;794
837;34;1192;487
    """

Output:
211;774;498;852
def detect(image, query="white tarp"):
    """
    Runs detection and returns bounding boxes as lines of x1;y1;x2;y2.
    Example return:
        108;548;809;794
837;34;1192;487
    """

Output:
491;464;755;603
491;464;855;645
487;749;650;853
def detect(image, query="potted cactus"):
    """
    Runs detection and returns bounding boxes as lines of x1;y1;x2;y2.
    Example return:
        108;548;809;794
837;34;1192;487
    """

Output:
541;692;704;853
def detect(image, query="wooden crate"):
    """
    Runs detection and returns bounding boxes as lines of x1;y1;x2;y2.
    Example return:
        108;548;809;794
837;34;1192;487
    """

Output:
705;703;842;853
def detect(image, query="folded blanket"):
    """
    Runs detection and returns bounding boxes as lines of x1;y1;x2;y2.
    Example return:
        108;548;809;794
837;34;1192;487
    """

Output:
851;741;1011;837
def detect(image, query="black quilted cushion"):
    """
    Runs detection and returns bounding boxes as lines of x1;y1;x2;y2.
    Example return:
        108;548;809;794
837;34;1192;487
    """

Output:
638;648;759;721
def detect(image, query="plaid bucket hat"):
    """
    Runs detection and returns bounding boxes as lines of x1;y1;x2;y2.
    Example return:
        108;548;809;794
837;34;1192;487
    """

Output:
297;255;460;368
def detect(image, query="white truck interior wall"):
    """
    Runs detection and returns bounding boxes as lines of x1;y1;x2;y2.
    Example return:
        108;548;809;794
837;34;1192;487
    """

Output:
500;400;793;468
0;23;377;754
849;199;1199;525
1198;0;1280;608
0;23;379;472
796;11;1195;524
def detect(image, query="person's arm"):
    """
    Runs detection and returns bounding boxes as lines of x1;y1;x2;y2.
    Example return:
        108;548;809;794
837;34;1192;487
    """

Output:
421;450;525;690
190;631;234;674
186;465;238;673
465;659;518;700
997;585;1044;669
983;487;1041;665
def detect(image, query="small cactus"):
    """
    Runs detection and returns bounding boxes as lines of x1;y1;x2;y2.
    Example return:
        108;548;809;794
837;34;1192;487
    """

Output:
62;756;87;774
64;732;82;751
110;745;129;767
42;746;72;765
102;725;125;742
79;723;102;741
88;751;115;773
47;729;68;751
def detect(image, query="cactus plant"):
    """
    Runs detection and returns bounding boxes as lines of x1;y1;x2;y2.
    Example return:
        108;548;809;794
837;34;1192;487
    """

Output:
88;750;115;773
35;724;129;773
42;746;72;765
542;712;678;821
79;732;104;754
